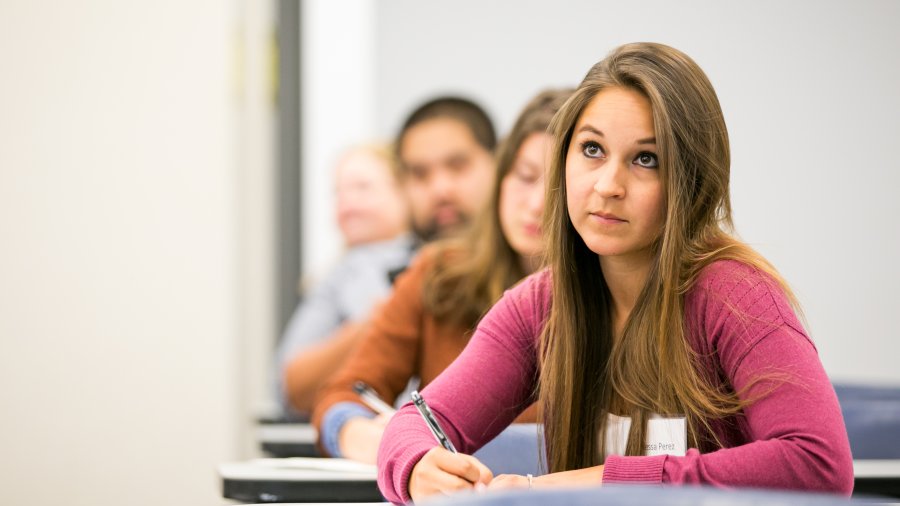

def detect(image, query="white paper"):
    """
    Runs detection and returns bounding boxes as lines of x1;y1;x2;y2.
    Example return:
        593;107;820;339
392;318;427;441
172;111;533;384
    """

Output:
250;457;377;474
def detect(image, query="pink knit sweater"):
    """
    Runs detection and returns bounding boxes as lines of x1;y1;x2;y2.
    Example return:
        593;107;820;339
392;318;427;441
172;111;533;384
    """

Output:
376;261;854;503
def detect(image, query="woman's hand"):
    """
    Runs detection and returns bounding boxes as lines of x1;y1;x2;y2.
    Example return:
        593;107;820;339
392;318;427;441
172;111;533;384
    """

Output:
487;465;604;491
408;447;493;501
486;473;530;491
338;414;390;464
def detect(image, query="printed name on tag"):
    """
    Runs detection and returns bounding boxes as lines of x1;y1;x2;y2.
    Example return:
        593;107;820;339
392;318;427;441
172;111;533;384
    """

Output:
645;414;686;456
601;413;686;458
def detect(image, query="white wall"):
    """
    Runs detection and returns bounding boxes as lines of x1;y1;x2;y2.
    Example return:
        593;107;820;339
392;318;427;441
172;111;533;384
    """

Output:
236;0;279;450
362;0;900;383
0;1;276;505
300;0;378;278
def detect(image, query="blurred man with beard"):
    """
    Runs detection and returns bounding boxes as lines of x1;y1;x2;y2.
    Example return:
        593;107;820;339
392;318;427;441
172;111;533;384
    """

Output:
395;97;497;244
278;97;496;418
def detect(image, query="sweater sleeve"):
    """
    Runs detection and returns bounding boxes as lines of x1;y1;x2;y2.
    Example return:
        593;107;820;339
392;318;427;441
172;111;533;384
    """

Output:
311;249;431;449
274;264;345;409
376;271;550;504
320;402;377;457
276;238;411;412
602;261;854;495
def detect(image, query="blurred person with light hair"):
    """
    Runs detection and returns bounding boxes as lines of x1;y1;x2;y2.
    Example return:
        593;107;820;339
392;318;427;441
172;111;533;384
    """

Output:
276;143;414;417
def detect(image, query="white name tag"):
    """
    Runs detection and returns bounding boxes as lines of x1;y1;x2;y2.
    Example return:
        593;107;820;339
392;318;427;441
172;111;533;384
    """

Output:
602;413;686;458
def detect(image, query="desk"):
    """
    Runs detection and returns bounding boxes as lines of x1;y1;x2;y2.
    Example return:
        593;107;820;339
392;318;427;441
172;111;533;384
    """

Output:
219;459;382;503
853;459;900;498
258;422;319;457
221;458;900;503
424;485;877;506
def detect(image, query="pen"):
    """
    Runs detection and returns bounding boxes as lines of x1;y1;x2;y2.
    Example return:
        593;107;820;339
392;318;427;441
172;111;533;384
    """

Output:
352;381;396;415
411;390;457;453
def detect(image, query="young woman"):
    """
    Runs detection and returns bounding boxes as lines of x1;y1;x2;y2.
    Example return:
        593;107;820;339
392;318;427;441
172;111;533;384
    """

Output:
377;43;853;503
311;89;574;463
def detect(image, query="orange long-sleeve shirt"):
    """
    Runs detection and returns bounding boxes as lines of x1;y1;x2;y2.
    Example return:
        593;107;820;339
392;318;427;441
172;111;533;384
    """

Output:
312;246;536;451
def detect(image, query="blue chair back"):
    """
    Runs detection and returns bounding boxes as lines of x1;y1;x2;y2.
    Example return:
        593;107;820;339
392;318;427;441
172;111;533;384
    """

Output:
834;383;900;459
472;424;545;477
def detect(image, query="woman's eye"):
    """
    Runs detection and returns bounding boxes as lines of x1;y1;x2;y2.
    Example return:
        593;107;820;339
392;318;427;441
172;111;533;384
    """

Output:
581;141;603;158
635;152;659;168
517;171;538;183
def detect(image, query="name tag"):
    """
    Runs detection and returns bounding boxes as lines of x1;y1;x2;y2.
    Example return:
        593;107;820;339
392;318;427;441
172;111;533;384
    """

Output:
602;413;686;458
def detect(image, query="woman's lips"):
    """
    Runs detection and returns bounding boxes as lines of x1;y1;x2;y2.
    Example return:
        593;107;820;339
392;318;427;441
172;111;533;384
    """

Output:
590;211;626;224
523;223;541;236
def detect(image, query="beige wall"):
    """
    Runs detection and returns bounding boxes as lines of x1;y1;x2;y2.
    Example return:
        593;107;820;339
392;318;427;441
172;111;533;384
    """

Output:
0;1;276;505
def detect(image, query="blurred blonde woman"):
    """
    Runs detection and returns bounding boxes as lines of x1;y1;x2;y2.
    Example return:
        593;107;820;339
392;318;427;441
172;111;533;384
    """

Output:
276;144;412;417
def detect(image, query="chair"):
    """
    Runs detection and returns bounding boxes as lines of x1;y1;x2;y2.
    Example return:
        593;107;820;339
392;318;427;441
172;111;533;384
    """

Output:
834;383;900;459
473;424;545;477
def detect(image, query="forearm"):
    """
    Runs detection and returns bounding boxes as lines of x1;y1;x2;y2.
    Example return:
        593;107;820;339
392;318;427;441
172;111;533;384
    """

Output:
338;415;387;464
488;465;603;493
602;329;853;493
377;408;441;504
377;306;541;502
603;437;848;492
320;402;375;457
542;466;604;486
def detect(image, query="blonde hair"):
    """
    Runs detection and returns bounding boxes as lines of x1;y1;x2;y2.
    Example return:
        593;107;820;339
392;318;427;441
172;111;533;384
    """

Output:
538;42;800;472
340;142;400;181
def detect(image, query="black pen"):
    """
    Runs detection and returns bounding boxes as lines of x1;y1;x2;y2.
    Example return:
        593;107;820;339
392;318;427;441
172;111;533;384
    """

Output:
352;381;397;415
411;390;457;453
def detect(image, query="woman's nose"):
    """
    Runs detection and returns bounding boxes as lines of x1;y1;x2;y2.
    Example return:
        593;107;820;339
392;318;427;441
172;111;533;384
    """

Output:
592;161;626;198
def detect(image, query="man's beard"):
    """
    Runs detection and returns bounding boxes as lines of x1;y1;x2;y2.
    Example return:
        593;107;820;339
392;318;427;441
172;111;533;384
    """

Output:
412;212;471;243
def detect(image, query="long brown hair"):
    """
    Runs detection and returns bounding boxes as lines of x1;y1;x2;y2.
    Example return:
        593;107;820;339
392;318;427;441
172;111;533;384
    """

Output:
423;89;573;326
539;42;800;472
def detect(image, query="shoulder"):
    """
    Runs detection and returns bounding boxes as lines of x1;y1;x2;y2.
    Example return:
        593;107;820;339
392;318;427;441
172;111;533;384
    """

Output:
412;239;480;286
687;260;790;306
692;259;766;288
386;244;439;291
342;234;417;268
685;259;809;366
470;269;551;367
427;238;472;267
505;268;553;310
687;259;782;317
409;242;460;277
687;259;789;317
383;242;469;297
481;269;552;335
